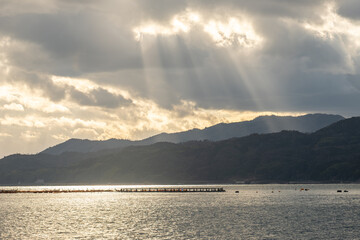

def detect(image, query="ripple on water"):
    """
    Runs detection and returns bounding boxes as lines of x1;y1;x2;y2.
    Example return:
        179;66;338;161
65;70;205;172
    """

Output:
0;184;360;239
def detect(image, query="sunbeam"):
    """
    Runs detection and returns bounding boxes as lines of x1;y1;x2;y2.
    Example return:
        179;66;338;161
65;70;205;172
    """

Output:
0;0;357;157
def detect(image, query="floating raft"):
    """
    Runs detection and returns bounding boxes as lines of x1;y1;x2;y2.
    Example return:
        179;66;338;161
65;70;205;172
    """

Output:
116;187;226;193
0;187;225;194
0;189;115;194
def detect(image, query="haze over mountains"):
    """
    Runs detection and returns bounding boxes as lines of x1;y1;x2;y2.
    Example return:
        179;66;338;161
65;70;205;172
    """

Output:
42;113;344;155
1;113;359;185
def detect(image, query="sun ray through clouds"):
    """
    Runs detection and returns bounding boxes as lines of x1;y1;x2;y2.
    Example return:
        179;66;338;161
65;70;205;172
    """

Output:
0;0;354;157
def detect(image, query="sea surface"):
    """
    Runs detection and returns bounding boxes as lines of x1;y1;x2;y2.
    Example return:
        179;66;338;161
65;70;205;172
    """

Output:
1;184;360;239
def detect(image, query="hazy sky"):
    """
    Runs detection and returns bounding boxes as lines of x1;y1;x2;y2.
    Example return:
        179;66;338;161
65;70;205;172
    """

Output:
0;0;360;157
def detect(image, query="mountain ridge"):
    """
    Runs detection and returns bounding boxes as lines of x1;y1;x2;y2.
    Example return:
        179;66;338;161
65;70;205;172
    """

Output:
42;113;344;155
1;115;359;185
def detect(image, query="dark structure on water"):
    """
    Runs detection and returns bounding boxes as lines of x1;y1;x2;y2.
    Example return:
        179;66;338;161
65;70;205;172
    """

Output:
0;187;226;194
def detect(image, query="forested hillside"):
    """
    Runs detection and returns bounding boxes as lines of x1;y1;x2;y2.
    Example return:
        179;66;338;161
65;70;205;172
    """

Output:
1;117;359;185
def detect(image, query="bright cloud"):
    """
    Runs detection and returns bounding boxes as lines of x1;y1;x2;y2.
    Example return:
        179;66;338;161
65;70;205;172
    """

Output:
0;37;11;75
134;9;201;41
204;18;262;48
3;103;24;111
0;84;69;113
303;2;360;67
134;10;262;48
304;3;360;47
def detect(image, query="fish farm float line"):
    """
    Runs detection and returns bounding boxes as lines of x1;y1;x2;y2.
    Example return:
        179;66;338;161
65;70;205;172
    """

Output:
0;187;226;194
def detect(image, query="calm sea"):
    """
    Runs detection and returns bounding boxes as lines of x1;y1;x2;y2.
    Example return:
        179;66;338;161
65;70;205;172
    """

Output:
1;184;360;239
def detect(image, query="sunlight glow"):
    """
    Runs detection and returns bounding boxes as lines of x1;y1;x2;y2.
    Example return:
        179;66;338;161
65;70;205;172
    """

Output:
1;116;46;128
0;77;305;153
3;103;24;111
303;3;360;49
21;130;40;140
52;76;97;93
0;133;11;138
0;84;69;113
0;37;11;75
133;10;200;41
204;18;262;48
51;75;131;99
1;79;303;145
133;10;262;48
54;117;107;129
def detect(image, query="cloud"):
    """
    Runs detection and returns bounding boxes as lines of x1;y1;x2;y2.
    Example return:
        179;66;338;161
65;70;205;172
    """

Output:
0;0;359;157
1;1;358;112
337;0;360;20
0;11;143;75
68;87;133;109
136;0;187;22
347;74;360;92
0;0;58;16
3;103;24;111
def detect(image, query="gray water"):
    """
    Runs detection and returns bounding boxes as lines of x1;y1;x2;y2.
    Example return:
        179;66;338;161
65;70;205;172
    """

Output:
1;184;360;239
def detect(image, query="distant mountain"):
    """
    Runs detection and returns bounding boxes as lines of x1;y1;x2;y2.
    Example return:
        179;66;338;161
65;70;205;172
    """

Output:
143;113;344;143
1;116;359;185
42;113;344;155
41;138;139;155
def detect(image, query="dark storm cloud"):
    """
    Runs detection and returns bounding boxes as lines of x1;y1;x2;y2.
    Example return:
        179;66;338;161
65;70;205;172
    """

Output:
136;0;187;21
187;0;327;22
259;19;347;68
134;0;325;21
8;70;66;102
337;0;360;20
68;87;132;109
347;74;360;92
5;69;132;109
0;11;143;75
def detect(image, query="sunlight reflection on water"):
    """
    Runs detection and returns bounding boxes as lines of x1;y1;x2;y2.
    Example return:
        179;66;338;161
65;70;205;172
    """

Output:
1;184;360;239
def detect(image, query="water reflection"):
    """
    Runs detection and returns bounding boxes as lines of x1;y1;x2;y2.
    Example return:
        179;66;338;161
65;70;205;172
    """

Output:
0;184;360;239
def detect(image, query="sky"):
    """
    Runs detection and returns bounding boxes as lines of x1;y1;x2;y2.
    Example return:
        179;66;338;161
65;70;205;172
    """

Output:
0;0;360;157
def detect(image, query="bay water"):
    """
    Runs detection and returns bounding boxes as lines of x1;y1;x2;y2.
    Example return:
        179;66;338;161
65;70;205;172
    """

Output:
1;184;360;239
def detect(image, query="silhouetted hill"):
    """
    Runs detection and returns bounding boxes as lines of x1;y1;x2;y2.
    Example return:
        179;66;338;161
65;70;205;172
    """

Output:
42;138;140;155
1;116;359;185
42;113;344;155
145;113;344;143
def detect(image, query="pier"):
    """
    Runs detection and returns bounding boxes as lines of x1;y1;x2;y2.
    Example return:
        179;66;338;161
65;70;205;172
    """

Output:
0;189;114;194
116;187;226;193
0;187;225;194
